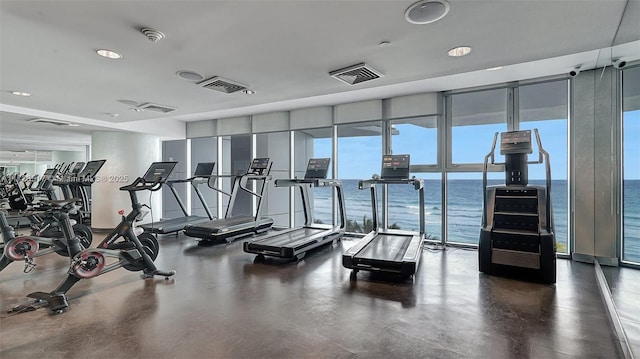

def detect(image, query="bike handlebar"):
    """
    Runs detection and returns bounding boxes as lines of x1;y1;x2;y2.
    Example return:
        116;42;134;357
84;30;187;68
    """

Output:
119;177;163;192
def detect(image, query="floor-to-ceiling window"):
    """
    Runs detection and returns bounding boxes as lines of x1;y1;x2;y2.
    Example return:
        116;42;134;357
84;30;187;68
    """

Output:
256;131;291;226
337;121;382;233
389;116;442;240
622;66;640;265
294;127;333;226
518;80;569;254
447;88;508;245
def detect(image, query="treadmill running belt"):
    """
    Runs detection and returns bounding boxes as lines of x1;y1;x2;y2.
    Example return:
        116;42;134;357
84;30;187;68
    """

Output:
356;234;412;262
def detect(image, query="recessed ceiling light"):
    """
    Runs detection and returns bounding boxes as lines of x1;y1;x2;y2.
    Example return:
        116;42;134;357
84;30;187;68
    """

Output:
10;91;31;96
486;66;503;71
96;49;123;59
447;46;472;57
242;89;256;95
405;0;450;25
379;41;391;48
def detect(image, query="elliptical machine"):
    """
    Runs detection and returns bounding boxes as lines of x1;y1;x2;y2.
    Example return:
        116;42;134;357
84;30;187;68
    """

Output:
478;129;556;283
28;162;177;313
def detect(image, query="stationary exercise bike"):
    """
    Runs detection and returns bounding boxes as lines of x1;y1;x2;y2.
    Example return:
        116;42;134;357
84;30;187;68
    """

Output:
0;204;92;273
28;162;177;313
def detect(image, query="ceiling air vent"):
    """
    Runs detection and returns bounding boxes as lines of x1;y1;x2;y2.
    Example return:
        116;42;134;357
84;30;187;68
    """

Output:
27;118;79;127
329;63;383;85
198;76;248;94
136;103;176;113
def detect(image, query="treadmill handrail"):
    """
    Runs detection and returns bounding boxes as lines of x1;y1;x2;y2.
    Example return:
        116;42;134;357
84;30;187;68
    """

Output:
358;178;425;236
238;174;273;199
358;177;424;190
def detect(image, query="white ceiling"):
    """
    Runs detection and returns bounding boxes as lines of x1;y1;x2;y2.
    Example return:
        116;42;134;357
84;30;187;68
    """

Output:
1;0;639;155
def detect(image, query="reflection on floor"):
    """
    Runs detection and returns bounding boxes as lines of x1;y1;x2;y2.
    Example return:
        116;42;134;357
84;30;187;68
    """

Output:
602;265;640;357
0;233;625;358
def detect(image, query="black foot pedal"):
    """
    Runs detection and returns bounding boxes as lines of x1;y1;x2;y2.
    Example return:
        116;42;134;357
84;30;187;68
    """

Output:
48;294;69;313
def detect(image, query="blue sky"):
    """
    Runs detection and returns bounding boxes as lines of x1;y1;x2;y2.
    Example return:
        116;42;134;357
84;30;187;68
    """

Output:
315;110;640;180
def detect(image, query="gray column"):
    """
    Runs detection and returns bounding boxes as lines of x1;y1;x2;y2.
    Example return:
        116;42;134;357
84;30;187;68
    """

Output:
572;67;619;265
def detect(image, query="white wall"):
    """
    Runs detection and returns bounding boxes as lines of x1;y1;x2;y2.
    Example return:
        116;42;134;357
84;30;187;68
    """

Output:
91;131;160;229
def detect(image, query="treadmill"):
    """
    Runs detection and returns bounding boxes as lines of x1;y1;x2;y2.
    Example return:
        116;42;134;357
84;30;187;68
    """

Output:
343;154;425;277
141;162;216;234
184;158;274;244
243;158;346;260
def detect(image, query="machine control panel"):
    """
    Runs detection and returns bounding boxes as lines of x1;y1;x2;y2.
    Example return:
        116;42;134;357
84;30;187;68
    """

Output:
500;130;532;155
381;154;410;179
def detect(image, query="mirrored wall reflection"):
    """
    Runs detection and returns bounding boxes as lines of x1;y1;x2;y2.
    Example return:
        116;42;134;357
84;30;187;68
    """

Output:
0;149;87;210
622;66;640;265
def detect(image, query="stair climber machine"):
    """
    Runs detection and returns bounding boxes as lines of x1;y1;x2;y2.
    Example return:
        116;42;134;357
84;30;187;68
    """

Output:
184;158;274;244
141;162;216;235
343;154;425;278
478;129;556;283
243;158;346;260
26;162;178;313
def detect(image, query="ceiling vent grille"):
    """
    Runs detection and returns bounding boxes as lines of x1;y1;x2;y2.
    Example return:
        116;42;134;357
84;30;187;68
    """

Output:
136;103;176;113
329;63;383;85
198;76;248;94
27;118;78;127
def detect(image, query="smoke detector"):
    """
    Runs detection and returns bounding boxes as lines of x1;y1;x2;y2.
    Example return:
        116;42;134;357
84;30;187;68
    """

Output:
198;76;249;94
141;28;165;43
329;63;383;85
404;0;450;24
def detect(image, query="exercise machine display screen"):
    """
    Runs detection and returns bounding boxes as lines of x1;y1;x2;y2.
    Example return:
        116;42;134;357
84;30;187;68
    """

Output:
77;160;106;181
36;168;58;190
71;162;85;174
251;158;270;170
304;158;330;179
500;130;532;155
193;162;215;177
143;162;178;183
381;154;410;179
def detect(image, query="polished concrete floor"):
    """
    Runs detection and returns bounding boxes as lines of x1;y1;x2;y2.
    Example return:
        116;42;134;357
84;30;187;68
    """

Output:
0;232;627;359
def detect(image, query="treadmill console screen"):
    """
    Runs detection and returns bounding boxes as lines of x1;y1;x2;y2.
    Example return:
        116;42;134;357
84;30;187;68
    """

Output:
71;162;85;174
77;159;106;181
304;158;330;179
248;158;270;175
381;154;410;179
36;168;58;190
143;162;178;183
193;162;215;177
500;130;532;155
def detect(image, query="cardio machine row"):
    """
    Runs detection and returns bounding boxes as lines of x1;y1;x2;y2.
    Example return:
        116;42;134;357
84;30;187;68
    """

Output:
0;128;557;314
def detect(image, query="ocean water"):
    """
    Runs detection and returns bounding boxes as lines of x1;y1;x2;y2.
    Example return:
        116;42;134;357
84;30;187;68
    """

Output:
312;179;640;263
